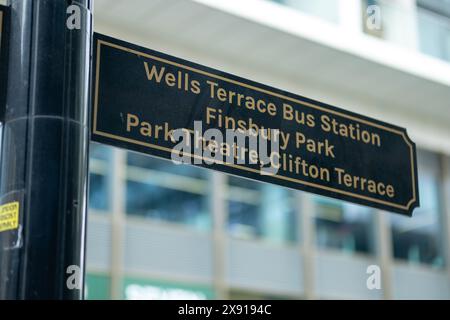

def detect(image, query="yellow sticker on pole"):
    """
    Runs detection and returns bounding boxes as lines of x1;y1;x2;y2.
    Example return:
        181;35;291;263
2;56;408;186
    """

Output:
0;201;19;232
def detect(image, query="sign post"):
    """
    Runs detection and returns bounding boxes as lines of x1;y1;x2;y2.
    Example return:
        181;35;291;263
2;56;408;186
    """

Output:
92;34;419;216
0;0;92;299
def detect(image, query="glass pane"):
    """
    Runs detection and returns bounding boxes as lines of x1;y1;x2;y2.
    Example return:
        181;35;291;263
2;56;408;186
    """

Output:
227;176;298;244
315;197;375;254
85;274;111;300
390;150;444;268
0;124;2;160
89;173;109;211
89;143;111;211
126;151;210;230
127;152;207;180
90;143;111;161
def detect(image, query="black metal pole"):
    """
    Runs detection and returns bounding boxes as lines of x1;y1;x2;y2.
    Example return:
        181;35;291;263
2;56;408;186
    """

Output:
0;0;92;299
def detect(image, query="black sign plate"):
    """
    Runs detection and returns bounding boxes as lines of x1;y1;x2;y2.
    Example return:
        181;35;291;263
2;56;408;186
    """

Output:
0;5;9;121
91;33;419;216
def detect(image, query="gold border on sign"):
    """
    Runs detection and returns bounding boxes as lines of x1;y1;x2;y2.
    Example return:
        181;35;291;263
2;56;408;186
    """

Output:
93;38;418;211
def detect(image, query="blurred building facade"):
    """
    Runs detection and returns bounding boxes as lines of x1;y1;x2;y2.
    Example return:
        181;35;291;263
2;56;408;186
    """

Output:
85;0;450;299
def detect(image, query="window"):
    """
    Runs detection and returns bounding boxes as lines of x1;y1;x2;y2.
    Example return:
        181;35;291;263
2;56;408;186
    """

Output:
229;289;294;300
89;173;109;211
128;152;207;179
227;176;298;244
0;124;2;160
315;197;375;254
362;0;385;38
123;277;214;300
126;153;211;231
390;150;444;268
361;0;450;62
85;273;111;300
417;1;450;62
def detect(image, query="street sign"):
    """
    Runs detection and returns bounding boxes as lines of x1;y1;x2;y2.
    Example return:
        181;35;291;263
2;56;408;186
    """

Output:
91;33;419;216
